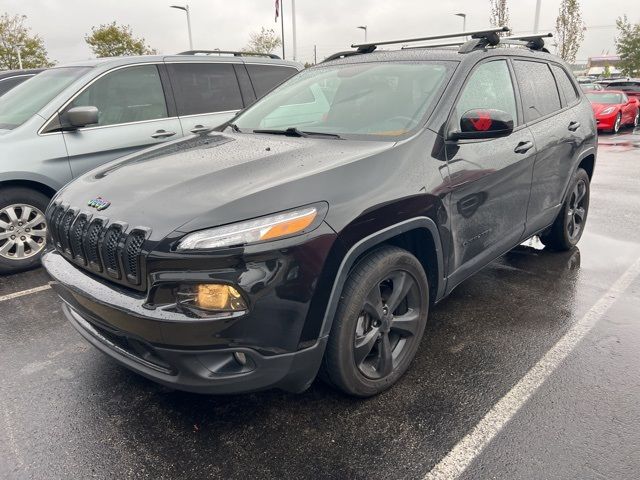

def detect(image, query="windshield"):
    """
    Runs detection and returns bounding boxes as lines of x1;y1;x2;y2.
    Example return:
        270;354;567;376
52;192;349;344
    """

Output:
234;61;454;139
0;67;90;130
586;92;624;104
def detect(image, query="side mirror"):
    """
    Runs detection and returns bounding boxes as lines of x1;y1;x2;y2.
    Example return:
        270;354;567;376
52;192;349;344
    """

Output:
450;109;514;140
66;106;99;129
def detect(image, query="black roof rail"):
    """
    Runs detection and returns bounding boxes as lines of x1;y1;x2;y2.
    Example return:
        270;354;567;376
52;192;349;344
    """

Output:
177;50;281;59
351;27;509;52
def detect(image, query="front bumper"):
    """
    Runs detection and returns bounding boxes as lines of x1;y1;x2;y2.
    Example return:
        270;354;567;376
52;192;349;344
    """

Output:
44;242;331;394
595;113;617;130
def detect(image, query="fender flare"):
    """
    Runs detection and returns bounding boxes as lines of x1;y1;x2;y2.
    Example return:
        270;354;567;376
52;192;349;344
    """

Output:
318;216;446;339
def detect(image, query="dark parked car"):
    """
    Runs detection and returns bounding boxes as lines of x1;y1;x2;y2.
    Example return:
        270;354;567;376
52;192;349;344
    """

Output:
0;69;43;97
605;79;640;98
44;29;597;397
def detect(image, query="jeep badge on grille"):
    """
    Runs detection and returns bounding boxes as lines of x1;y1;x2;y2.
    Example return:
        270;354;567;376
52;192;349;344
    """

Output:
87;197;111;211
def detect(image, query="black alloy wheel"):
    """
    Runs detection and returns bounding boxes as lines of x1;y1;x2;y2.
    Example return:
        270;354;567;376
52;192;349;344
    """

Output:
320;246;429;397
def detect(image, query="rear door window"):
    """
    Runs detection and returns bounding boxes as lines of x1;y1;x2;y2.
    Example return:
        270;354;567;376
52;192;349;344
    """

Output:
68;65;168;127
167;63;244;116
550;64;578;106
513;60;561;122
246;64;298;97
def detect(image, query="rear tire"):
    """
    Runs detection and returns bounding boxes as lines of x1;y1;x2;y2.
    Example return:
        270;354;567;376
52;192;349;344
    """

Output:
320;246;429;397
0;187;50;275
541;168;590;251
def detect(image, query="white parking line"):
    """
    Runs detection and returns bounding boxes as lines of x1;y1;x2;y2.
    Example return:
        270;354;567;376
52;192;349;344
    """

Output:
424;255;640;480
0;284;51;303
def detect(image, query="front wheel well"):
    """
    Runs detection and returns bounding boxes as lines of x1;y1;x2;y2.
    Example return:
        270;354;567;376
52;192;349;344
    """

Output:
352;228;440;304
0;180;56;199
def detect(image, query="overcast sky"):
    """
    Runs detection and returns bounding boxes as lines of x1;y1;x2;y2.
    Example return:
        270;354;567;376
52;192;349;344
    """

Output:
1;0;636;65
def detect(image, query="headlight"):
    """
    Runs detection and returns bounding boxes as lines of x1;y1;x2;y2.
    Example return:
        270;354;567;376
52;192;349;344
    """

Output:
601;107;616;115
177;206;322;250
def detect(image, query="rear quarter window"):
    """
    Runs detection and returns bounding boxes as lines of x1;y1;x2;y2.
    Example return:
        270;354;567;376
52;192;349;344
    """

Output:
513;60;562;122
246;64;298;98
550;64;579;106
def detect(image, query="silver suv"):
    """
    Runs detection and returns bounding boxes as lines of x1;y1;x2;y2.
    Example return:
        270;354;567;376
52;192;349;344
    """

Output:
0;51;301;274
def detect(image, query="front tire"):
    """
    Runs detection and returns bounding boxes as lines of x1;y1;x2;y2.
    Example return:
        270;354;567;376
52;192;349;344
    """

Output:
541;168;590;251
612;112;622;133
320;246;429;397
0;187;50;275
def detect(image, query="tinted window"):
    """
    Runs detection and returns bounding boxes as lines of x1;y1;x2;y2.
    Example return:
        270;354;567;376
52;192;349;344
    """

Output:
246;65;298;97
455;60;517;124
514;60;561;122
69;65;167;127
0;76;31;96
167;63;243;116
551;65;578;105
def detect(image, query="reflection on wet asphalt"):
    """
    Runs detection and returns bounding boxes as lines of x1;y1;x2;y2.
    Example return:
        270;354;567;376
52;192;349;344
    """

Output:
0;129;639;480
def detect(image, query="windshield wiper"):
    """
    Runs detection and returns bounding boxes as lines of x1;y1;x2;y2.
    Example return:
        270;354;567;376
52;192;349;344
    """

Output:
253;127;342;139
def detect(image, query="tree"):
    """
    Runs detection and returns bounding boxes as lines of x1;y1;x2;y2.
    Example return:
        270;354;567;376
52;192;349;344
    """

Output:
244;27;281;54
85;22;157;57
555;0;585;64
0;13;54;69
615;15;640;76
489;0;510;32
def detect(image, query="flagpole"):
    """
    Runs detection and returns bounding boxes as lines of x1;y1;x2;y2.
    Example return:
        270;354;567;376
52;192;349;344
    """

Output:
280;0;286;59
291;0;297;61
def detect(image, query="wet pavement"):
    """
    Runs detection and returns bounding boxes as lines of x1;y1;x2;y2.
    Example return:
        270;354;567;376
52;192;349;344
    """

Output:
1;127;639;480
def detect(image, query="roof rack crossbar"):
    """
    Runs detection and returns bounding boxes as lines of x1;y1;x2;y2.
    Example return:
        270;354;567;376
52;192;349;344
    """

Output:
351;27;510;50
178;50;281;59
501;33;553;51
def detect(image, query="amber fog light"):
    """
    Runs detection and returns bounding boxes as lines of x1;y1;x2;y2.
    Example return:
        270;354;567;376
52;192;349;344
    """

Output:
178;284;248;313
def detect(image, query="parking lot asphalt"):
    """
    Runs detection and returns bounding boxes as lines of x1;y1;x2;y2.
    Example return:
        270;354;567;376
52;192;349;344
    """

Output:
1;128;639;480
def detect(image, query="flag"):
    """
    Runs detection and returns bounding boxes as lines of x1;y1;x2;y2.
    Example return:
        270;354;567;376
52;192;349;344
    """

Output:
275;0;280;22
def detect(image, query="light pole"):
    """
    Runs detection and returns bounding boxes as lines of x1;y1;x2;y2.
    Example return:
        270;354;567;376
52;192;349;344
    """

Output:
15;44;23;69
357;25;367;43
170;4;193;50
533;0;542;33
454;13;467;32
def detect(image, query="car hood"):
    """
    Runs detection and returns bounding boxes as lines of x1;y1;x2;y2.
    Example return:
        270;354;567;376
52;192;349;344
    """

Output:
55;133;396;241
591;103;619;115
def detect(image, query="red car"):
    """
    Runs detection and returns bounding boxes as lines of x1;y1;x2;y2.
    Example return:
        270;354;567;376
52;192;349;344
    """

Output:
586;90;639;133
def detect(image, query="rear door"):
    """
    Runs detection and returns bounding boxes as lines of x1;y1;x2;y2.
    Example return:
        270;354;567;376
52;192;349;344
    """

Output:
517;60;587;234
166;62;244;133
446;59;536;285
62;64;183;178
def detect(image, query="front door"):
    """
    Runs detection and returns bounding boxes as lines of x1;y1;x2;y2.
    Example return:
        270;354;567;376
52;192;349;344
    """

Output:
445;59;536;287
62;64;183;178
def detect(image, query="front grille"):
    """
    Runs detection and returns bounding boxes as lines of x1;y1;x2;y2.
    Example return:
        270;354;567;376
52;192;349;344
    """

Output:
47;203;151;291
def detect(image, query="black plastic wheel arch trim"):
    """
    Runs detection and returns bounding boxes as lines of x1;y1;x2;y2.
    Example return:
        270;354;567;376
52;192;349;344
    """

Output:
318;217;445;339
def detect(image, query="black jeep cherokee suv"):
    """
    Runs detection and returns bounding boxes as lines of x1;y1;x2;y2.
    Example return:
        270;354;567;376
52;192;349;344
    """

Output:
43;30;597;397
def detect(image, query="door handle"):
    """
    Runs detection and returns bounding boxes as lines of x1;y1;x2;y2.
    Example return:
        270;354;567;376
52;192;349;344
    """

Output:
514;141;534;154
568;121;581;131
190;125;213;134
151;129;177;139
